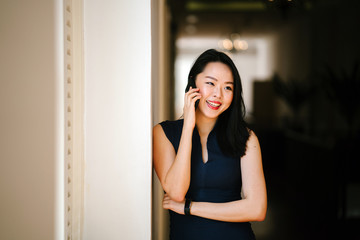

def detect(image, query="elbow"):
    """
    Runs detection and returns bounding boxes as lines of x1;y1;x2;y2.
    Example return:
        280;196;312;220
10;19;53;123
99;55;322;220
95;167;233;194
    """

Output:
162;181;188;202
163;186;186;202
166;191;186;202
252;205;267;222
172;194;186;202
253;211;266;222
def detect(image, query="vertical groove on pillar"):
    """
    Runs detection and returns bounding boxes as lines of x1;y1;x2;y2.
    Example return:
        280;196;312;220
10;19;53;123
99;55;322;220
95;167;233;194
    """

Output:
64;1;73;239
64;0;84;238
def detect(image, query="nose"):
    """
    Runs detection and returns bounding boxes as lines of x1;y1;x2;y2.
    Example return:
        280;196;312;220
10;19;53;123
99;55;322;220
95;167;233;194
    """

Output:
213;86;222;99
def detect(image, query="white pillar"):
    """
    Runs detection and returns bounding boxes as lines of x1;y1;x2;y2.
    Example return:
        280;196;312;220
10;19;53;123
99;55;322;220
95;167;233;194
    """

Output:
83;1;152;239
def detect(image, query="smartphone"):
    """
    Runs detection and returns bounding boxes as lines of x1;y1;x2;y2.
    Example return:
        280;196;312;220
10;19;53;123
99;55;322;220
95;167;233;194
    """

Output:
189;79;199;109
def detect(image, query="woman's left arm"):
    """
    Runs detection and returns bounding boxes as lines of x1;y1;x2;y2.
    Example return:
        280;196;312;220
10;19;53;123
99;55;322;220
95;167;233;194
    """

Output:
163;131;267;222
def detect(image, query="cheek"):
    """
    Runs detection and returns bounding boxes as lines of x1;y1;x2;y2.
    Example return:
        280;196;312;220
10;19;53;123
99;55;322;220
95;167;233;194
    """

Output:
198;86;210;97
225;94;233;105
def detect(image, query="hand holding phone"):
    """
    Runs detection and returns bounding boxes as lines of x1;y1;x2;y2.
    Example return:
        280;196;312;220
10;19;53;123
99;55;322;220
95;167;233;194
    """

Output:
183;82;201;130
187;78;199;109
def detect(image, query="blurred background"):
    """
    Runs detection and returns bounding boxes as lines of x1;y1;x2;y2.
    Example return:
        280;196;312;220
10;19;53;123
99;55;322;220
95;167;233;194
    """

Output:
1;0;359;239
155;0;360;239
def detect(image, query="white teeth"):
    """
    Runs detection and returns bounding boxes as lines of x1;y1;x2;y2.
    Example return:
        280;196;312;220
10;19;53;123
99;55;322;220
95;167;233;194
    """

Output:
207;101;220;107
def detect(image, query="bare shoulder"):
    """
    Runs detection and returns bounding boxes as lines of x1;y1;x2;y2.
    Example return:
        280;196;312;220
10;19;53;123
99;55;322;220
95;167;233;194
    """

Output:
241;130;261;161
153;123;174;153
246;130;260;148
153;123;163;136
153;123;169;145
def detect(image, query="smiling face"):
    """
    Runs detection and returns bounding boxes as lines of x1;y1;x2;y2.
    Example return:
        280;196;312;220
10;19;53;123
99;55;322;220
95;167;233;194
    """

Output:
195;62;234;120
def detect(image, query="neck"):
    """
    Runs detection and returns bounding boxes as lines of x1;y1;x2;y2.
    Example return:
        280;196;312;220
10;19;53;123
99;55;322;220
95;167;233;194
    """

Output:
195;110;217;137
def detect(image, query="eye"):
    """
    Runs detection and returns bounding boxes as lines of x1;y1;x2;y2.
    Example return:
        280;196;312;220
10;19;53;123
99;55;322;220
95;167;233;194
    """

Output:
225;86;233;91
206;82;215;86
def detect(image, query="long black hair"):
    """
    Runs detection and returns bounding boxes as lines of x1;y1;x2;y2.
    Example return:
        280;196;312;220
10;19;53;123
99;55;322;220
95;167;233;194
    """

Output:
185;49;250;157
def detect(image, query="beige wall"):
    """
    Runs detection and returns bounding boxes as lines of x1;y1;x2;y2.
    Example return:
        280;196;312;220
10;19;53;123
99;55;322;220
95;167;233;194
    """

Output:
0;0;64;240
83;1;152;239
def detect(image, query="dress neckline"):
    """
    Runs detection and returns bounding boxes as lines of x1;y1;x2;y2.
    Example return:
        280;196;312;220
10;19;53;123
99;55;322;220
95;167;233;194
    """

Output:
193;122;218;164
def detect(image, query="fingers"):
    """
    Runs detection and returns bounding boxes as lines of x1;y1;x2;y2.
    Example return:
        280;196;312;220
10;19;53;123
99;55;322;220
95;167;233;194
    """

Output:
163;194;170;209
191;94;201;104
162;194;185;214
185;87;201;105
186;86;199;94
163;193;169;200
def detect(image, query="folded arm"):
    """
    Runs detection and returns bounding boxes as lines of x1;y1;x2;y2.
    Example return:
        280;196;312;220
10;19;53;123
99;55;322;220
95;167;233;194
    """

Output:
162;131;267;222
153;123;193;202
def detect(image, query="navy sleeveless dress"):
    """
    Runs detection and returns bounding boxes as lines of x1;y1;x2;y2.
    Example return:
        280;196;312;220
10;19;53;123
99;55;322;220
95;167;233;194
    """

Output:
160;119;255;240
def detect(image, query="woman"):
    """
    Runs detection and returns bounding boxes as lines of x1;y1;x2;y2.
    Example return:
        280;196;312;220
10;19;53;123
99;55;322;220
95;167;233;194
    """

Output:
153;49;267;239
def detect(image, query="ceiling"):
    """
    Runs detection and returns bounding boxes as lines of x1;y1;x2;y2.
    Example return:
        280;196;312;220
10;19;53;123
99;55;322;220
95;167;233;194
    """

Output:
166;0;347;38
167;0;311;36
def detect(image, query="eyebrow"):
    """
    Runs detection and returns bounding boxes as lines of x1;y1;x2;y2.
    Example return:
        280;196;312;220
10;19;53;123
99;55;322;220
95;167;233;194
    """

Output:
205;75;234;84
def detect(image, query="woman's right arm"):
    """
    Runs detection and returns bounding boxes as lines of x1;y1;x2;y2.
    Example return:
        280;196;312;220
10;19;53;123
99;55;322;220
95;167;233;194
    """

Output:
153;87;201;202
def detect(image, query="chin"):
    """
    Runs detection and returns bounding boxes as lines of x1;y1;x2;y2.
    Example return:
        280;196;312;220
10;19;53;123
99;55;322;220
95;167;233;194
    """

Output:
201;108;224;120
